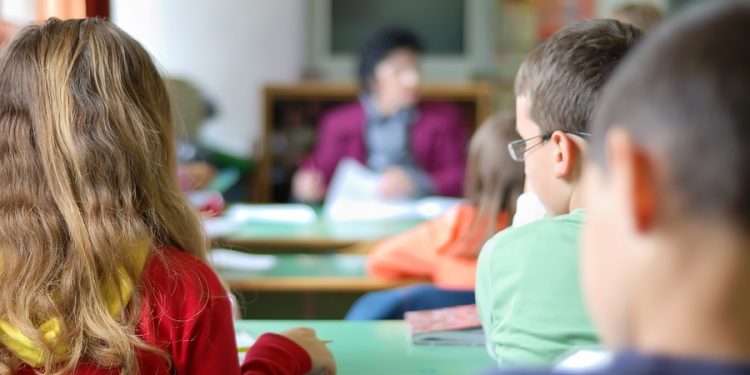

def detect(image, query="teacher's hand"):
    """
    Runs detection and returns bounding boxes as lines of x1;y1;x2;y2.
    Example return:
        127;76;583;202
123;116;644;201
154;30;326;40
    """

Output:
379;167;416;200
292;169;326;203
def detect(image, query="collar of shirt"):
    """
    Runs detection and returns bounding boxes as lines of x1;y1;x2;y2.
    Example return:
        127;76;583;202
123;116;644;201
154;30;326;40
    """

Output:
360;93;416;126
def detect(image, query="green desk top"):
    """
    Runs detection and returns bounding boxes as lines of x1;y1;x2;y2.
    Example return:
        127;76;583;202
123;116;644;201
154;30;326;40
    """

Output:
235;320;495;375
214;214;423;251
219;254;366;279
217;254;425;292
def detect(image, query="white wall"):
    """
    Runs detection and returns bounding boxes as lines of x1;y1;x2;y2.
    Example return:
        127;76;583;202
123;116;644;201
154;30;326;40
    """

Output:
1;0;35;24
113;0;306;157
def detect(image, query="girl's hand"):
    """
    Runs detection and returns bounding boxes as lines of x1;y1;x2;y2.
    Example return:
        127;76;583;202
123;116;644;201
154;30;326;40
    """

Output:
280;327;336;375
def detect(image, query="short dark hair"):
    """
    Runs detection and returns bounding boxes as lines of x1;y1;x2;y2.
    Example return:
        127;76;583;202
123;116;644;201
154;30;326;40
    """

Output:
515;19;641;134
358;26;422;91
591;1;750;227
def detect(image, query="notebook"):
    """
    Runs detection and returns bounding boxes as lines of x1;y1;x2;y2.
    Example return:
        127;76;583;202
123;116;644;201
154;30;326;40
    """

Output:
404;304;485;346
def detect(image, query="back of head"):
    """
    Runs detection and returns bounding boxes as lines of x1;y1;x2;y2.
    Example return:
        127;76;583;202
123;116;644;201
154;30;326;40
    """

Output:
515;19;641;134
592;1;750;230
358;25;422;91
611;3;664;33
464;112;525;243
0;18;205;373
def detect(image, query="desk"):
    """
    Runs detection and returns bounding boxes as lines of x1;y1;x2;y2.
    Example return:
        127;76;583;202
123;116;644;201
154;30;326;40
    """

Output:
212;218;422;252
236;320;495;375
219;254;426;293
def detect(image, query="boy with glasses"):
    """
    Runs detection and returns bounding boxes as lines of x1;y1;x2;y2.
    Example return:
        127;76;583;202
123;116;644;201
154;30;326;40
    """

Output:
494;2;750;374
475;19;640;365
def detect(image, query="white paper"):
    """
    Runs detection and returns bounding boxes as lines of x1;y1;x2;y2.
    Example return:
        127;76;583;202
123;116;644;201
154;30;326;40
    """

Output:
203;217;241;238
323;159;462;222
554;349;611;371
236;331;255;348
224;204;317;224
209;249;277;271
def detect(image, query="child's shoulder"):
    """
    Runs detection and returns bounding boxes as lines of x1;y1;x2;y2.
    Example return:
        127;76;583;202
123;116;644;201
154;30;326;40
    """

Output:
486;209;584;251
142;247;226;302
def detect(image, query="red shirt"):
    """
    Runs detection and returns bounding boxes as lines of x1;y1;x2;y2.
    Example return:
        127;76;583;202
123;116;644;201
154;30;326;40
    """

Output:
17;247;311;374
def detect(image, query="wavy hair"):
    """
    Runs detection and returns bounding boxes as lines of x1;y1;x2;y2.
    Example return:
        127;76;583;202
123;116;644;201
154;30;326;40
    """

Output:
0;18;208;374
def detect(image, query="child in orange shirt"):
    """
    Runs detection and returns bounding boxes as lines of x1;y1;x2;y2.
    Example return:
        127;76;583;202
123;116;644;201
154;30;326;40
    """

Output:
367;112;524;289
347;113;524;319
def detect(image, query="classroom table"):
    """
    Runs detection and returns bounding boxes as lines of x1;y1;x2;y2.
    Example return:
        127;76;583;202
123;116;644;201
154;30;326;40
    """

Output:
218;253;426;293
212;217;423;252
235;320;495;375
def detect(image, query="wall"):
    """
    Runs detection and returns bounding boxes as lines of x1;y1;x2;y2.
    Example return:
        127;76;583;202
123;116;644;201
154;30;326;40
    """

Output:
306;0;497;83
112;0;306;157
4;0;673;156
0;0;34;24
597;0;669;16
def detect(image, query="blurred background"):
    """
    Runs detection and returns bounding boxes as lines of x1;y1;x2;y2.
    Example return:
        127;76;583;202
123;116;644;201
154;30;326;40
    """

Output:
0;0;702;203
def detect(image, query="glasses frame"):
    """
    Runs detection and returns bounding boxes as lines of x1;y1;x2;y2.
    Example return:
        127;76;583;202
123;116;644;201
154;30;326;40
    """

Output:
507;131;591;162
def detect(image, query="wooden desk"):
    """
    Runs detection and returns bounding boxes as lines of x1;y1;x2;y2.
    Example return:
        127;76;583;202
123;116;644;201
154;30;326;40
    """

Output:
212;217;423;252
218;254;426;293
236;320;495;375
257;82;495;202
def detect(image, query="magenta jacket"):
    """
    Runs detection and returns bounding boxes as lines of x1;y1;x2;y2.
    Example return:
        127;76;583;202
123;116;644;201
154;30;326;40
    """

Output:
301;101;469;197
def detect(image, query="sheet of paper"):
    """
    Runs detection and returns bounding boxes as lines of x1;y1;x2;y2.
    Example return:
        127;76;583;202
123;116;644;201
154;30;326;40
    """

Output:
323;158;462;222
555;349;612;371
209;249;277;271
224;204;317;224
203;217;241;238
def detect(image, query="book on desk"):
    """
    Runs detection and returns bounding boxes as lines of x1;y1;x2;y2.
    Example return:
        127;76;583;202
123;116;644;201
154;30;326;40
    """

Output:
405;304;485;346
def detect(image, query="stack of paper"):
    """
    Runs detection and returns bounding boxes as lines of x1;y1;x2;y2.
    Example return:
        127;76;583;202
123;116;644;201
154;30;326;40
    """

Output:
223;204;317;224
209;249;277;271
323;159;462;222
202;204;317;238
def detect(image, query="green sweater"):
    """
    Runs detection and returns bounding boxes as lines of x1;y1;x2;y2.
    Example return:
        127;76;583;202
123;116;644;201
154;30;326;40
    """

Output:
475;209;598;366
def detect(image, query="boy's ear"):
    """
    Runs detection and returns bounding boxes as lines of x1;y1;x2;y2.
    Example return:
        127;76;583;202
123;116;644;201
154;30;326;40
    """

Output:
607;127;657;233
551;131;578;179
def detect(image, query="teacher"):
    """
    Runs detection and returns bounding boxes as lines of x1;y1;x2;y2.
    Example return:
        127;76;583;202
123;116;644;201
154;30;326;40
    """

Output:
292;26;469;202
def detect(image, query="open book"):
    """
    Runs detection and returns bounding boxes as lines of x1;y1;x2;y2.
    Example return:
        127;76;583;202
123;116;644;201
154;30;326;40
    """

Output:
404;304;485;346
323;158;462;222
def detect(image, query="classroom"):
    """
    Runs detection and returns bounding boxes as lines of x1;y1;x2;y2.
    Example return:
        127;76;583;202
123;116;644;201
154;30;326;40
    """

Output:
1;0;748;374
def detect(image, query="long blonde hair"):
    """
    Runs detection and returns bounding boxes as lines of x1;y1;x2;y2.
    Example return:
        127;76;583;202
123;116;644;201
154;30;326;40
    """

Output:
463;112;525;252
0;18;207;374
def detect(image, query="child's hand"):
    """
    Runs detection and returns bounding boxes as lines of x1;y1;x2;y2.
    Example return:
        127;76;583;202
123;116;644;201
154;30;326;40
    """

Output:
280;327;336;375
379;167;416;200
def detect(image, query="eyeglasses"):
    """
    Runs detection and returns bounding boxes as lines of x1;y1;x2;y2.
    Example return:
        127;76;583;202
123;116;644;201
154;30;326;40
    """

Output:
507;131;591;162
